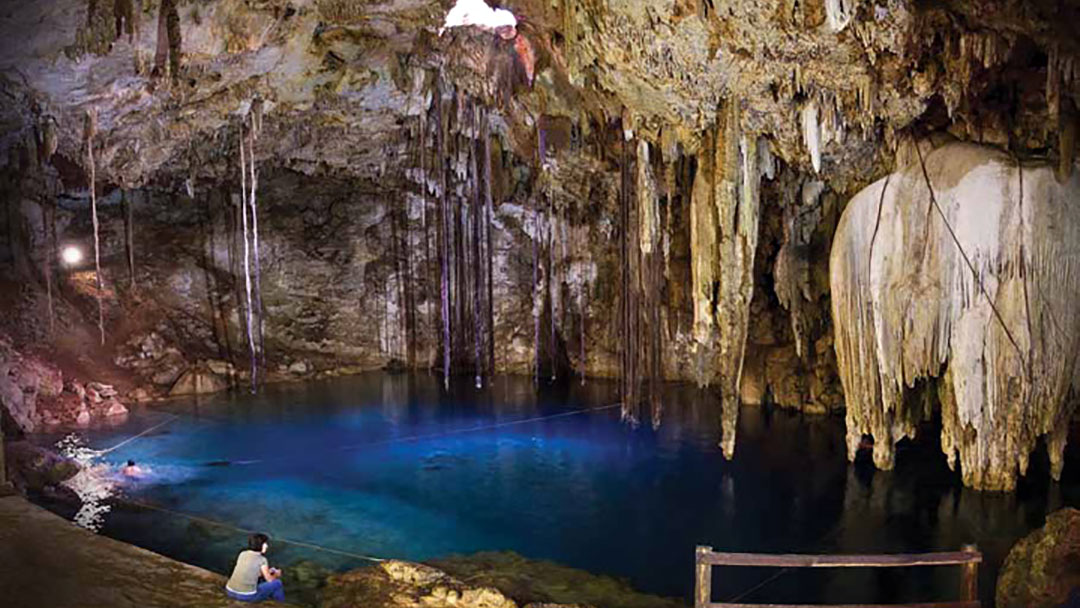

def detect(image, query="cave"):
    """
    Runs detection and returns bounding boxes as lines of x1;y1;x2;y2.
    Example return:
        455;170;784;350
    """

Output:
1;1;1079;607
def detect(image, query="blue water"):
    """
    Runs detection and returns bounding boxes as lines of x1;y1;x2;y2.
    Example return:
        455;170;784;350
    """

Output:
30;373;1080;606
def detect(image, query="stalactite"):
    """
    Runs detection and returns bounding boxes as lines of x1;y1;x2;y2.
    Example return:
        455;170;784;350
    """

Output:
249;112;266;375
389;170;404;361
122;189;136;289
239;124;257;393
43;198;55;336
547;192;556;381
482;109;495;375
533;121;544;385
825;0;856;33
831;141;1080;490
154;0;181;82
402;169;417;369
775;179;824;359
475;106;488;388
436;78;452;388
451;93;467;379
689;101;761;458
637;139;663;429
1059;98;1076;184
801;100;822;174
114;0;134;42
579;285;587;384
84;110;105;346
618;127;644;423
419;110;435;366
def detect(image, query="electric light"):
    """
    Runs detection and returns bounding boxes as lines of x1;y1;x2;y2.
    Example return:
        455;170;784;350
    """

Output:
61;245;83;266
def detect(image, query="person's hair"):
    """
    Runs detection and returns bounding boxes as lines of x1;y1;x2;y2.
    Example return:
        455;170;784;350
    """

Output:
248;533;269;552
126;460;135;467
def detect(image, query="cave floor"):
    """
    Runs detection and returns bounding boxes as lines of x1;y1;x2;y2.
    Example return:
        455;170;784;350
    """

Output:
0;495;282;608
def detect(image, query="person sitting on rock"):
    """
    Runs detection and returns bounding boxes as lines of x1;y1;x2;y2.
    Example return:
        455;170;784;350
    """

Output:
225;533;285;603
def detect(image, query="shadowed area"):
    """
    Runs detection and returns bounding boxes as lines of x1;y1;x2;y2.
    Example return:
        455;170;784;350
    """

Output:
0;494;283;608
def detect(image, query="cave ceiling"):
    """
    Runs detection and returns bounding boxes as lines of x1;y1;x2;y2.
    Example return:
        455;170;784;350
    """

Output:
0;0;1075;197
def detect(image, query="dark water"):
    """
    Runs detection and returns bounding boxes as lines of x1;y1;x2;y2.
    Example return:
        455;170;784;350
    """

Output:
29;373;1080;606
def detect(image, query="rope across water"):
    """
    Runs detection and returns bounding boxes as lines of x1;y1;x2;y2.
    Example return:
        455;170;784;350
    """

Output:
117;496;387;564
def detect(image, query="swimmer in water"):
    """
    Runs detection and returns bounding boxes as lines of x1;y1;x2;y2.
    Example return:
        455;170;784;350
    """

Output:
120;459;145;478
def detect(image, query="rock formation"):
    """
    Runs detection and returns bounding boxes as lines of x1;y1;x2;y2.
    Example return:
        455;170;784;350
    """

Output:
996;507;1080;607
831;141;1080;490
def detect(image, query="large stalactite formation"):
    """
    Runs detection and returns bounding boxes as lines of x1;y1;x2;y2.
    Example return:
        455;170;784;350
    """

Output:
832;141;1080;490
690;102;763;457
0;0;1078;489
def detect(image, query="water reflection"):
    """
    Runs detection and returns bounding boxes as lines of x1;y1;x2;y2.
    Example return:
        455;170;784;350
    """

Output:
27;372;1079;606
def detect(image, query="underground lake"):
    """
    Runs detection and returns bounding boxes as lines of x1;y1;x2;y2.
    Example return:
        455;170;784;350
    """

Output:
26;372;1080;606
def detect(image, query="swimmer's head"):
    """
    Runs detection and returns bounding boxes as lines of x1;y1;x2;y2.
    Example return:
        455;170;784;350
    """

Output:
127;460;136;467
249;532;270;554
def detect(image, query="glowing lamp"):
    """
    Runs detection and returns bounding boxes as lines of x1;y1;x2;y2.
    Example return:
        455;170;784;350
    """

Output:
61;246;84;266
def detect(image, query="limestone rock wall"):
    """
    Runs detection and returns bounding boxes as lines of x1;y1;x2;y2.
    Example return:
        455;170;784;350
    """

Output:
831;141;1080;490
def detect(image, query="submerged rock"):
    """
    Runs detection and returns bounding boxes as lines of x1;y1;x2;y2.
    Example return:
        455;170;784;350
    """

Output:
996;508;1080;608
323;556;672;608
323;559;517;608
831;141;1080;490
431;552;683;608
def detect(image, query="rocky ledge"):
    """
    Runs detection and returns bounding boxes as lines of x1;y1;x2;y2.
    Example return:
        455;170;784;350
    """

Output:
322;553;683;608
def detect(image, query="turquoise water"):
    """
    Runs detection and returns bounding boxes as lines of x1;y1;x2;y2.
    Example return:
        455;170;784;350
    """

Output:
30;373;1080;605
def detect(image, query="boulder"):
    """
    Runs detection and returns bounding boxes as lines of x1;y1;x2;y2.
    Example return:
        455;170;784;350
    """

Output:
996;508;1080;608
103;399;128;417
4;440;80;493
169;366;229;396
127;387;152;402
381;560;448;587
288;360;310;375
150;350;188;386
205;359;233;376
0;336;65;433
86;383;117;399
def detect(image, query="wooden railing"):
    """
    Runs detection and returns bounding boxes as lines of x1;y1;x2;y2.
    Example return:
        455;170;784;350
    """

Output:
694;544;982;608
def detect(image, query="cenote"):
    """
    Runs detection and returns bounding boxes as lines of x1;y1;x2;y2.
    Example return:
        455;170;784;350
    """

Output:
28;373;1080;606
6;0;1080;606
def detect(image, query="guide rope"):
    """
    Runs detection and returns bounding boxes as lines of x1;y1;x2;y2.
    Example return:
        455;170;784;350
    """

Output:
116;496;387;564
337;402;623;452
914;143;1029;373
100;414;180;454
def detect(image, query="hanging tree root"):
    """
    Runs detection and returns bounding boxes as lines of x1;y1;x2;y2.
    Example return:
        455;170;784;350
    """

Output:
85;109;106;346
239;123;257;393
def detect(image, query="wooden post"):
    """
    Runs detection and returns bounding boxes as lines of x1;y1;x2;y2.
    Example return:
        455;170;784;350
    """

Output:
695;545;712;608
960;544;979;602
